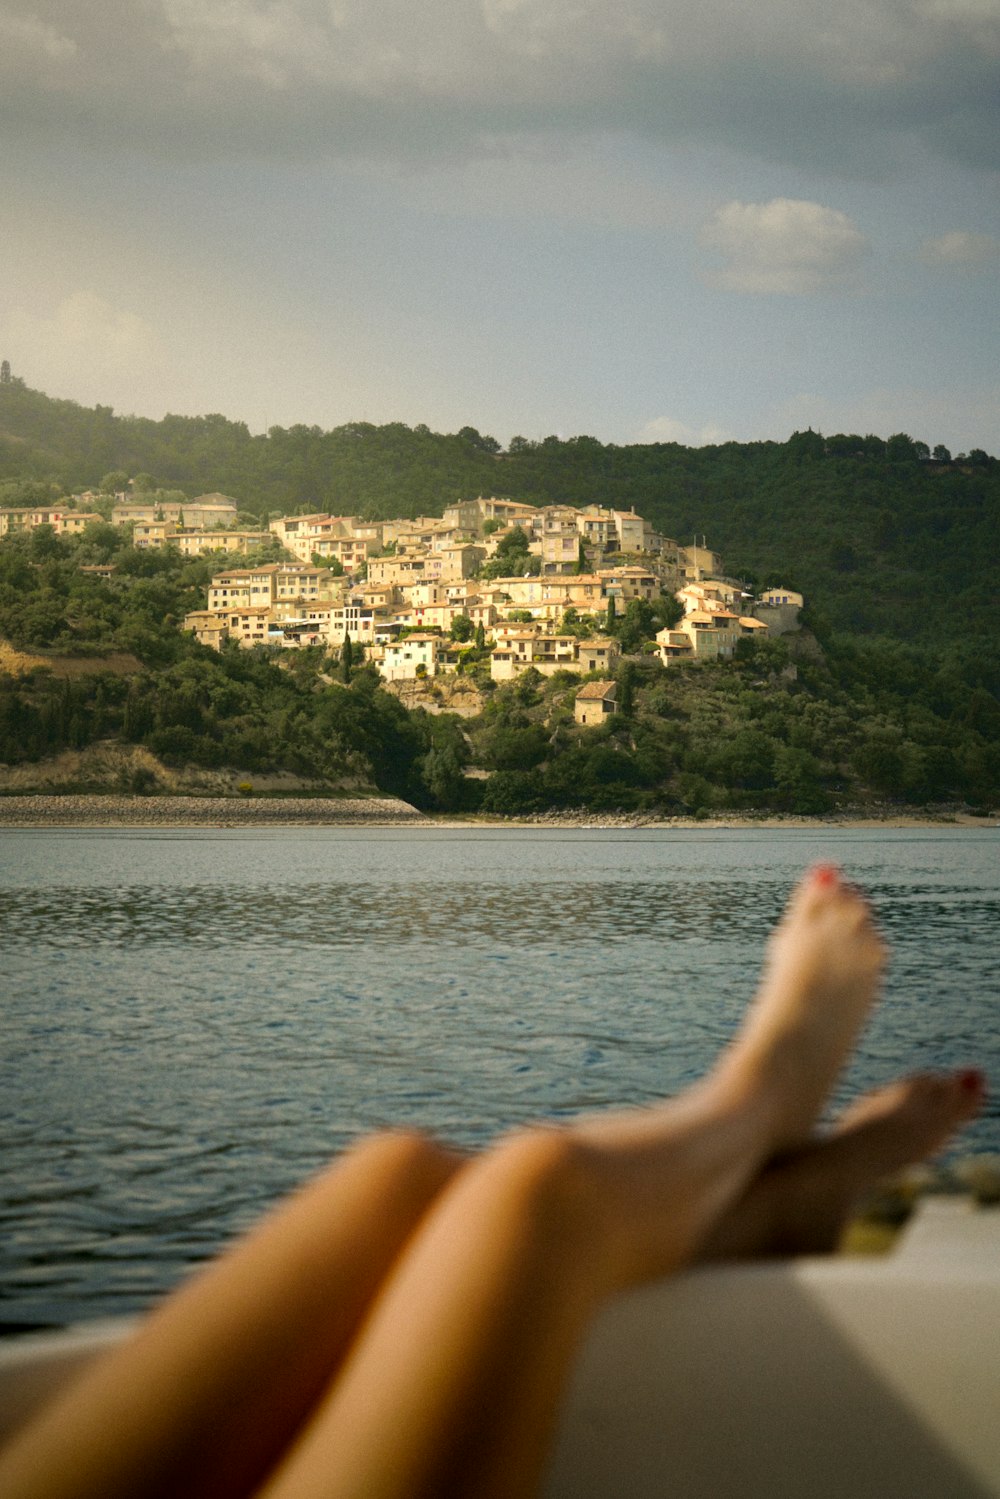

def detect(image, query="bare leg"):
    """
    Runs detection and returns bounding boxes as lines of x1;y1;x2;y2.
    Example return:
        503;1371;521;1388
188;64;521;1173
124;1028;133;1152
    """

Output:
0;1130;463;1499
700;1068;987;1261
256;865;888;1499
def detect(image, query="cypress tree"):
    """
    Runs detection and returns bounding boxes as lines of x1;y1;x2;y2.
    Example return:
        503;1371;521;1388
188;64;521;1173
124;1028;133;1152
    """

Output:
617;662;635;717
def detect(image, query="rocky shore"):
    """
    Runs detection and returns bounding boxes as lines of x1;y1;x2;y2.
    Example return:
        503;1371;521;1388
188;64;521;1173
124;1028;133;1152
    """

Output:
1;795;995;830
0;794;428;826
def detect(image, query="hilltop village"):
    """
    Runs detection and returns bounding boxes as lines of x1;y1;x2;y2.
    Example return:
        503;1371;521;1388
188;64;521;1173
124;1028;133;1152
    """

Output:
158;495;800;705
0;489;801;723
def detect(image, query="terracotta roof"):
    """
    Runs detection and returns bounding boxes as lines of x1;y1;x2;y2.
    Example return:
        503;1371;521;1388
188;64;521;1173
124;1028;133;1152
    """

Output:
576;680;617;700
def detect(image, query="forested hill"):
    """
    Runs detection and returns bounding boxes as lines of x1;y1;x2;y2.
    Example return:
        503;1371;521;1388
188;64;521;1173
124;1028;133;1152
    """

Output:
2;378;998;662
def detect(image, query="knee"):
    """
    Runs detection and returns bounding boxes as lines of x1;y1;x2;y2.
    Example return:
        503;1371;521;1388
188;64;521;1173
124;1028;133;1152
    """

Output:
483;1129;608;1254
347;1127;463;1195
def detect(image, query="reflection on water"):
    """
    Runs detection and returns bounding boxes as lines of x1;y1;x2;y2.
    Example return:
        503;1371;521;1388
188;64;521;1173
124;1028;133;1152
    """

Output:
2;827;998;1327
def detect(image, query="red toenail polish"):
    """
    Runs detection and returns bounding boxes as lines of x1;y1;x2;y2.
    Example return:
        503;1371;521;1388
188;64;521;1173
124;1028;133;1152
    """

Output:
813;863;839;886
958;1069;985;1093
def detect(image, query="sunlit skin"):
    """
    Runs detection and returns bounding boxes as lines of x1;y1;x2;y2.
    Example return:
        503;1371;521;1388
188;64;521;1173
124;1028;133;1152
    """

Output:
0;866;985;1499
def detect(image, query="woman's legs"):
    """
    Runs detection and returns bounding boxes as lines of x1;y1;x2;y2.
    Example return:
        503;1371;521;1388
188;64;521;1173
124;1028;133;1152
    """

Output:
2;867;978;1499
255;865;890;1499
0;1130;464;1499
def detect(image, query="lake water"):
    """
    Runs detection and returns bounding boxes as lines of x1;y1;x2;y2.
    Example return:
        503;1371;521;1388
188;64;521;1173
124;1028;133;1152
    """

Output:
2;825;998;1328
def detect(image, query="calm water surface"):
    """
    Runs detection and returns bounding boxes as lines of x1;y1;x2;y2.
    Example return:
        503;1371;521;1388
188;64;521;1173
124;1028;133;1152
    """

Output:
2;826;998;1326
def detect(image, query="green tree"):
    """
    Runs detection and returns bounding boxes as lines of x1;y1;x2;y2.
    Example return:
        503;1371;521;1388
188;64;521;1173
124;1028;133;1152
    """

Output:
496;526;530;559
457;426;501;454
886;433;918;463
616;598;656;653
420;718;470;808
616;661;636;717
311;552;345;575
340;633;354;683
27;524;64;562
480;722;549;771
774;745;829;813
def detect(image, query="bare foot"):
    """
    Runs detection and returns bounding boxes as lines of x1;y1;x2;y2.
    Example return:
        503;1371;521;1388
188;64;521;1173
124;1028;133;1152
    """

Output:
569;866;891;1281
700;1068;987;1261
719;863;888;1151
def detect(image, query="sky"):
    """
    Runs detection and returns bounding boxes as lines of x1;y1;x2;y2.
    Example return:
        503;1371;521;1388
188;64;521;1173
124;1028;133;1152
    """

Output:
2;0;998;453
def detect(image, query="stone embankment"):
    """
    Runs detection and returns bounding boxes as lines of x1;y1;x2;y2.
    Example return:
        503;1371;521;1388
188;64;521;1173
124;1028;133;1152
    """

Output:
0;795;427;827
485;811;656;827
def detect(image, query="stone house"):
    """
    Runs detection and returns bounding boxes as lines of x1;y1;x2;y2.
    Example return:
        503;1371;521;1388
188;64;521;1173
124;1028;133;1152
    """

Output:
420;543;486;582
207;565;280;610
759;587;803;609
381;633;446;681
490;632;579;680
274;566;343;606
113;497;238;529
599;566;661;604
184;606;272;649
0;507;67;535
574;681;618;725
58;512;104;535
367;554;430;589
268;514;356;553
577;638;621;673
656;609;743;665
175;530;271;557
133;521;176;549
678;543;725;582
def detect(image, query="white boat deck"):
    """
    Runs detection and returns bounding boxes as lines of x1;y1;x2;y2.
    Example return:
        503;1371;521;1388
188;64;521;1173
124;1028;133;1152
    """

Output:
1;1198;998;1496
546;1197;1000;1498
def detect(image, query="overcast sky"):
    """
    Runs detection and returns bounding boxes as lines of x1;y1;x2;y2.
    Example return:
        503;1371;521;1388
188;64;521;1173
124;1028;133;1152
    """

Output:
2;0;998;451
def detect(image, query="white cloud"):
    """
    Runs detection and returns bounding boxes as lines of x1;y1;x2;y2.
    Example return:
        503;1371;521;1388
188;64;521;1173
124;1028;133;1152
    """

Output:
920;230;1000;268
636;415;733;446
700;198;872;295
20;291;155;353
8;293;161;408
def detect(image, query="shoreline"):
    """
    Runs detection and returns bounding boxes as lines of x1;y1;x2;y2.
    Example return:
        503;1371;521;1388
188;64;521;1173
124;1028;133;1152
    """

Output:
0;794;996;831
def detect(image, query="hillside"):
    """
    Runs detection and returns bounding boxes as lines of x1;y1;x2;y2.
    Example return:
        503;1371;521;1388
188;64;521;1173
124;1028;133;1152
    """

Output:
1;376;997;815
2;378;998;666
1;532;997;815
